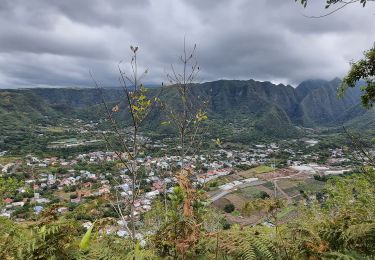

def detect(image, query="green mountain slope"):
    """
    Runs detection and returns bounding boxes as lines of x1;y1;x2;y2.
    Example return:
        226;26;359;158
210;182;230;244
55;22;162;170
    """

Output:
0;78;369;140
295;78;363;126
0;90;60;132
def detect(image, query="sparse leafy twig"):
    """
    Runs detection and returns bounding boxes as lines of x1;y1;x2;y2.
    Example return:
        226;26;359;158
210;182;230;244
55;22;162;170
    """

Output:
92;46;160;253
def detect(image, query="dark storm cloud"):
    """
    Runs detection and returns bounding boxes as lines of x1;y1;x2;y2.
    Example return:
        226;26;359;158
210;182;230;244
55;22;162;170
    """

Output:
0;0;374;88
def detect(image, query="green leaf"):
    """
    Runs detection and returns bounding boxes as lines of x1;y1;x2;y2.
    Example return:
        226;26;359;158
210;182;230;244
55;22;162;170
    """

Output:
39;225;46;235
79;222;94;251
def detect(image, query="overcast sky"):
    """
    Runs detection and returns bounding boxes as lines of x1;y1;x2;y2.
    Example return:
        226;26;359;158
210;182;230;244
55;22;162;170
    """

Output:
0;0;374;88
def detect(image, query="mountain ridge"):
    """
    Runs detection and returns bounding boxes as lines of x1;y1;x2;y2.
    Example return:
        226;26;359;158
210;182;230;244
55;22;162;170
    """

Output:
0;78;372;140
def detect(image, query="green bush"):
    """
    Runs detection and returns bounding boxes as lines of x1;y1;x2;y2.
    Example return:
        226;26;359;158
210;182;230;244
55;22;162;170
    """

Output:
224;203;235;213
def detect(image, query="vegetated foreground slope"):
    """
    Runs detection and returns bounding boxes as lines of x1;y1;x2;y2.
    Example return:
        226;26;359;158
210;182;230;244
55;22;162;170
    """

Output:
0;78;371;139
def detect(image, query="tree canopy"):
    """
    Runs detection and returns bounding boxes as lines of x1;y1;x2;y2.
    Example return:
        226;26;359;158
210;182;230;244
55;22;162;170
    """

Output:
339;44;375;108
296;0;373;8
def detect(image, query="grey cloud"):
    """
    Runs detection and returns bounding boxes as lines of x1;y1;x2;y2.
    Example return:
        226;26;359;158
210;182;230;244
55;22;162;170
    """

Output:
0;0;374;88
0;27;111;59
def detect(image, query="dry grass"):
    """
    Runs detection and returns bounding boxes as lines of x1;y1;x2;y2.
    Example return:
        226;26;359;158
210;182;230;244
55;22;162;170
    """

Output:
224;193;247;209
238;165;274;178
0;156;21;164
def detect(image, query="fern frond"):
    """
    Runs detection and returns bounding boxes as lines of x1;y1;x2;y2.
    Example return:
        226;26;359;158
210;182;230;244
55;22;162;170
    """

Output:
216;228;275;260
322;251;357;259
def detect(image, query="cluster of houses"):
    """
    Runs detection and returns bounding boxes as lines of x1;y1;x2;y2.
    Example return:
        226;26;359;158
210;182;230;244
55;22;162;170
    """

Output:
0;137;359;236
291;162;351;176
288;147;353;175
48;138;103;149
327;148;351;165
1;162;16;174
197;168;232;184
218;177;260;191
0;144;272;223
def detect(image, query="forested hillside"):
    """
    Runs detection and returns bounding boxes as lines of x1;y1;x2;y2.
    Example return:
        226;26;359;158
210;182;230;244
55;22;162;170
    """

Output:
0;90;59;132
0;78;371;139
